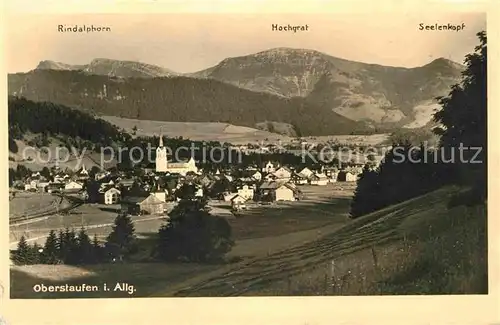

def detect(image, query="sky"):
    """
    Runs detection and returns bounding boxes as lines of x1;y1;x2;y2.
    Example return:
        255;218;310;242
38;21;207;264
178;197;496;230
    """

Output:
5;12;486;73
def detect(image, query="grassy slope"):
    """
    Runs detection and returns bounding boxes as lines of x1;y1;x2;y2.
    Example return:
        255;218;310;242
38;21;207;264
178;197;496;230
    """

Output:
10;186;487;297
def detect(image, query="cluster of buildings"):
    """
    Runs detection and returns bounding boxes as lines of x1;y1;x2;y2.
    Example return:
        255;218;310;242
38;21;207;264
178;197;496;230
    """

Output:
11;136;365;215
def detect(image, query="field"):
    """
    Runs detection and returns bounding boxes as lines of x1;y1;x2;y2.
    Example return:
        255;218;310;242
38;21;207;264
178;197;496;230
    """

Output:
10;184;487;297
101;116;389;146
9;192;67;220
101;116;292;144
9;184;354;249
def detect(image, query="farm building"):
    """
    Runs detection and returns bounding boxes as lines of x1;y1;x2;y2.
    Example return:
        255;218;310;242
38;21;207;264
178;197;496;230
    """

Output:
65;181;84;191
259;181;297;202
47;183;65;193
121;194;165;215
309;173;329;186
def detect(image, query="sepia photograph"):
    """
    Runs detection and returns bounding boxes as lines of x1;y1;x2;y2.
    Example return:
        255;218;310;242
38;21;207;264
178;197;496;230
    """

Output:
4;10;488;300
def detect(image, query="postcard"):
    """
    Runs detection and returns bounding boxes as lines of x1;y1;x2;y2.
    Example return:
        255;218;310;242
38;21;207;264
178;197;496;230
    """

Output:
1;1;498;324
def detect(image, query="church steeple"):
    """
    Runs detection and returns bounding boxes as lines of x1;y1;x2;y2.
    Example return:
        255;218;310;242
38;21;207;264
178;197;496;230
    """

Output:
156;132;168;173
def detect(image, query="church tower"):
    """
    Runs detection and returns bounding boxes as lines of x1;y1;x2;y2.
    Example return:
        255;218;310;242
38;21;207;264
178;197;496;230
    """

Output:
156;134;168;173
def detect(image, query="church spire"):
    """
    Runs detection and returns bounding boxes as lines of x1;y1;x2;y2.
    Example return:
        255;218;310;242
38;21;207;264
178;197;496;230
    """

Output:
159;133;164;148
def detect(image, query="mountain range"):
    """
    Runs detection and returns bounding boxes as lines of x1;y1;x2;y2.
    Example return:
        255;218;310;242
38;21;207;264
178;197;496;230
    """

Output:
10;48;464;136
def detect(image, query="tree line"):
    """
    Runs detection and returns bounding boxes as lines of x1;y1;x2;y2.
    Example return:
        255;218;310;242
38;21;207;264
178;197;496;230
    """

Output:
12;197;234;265
350;31;487;218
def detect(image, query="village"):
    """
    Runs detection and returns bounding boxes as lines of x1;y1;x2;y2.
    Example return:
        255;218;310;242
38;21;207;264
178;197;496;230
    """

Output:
9;136;369;235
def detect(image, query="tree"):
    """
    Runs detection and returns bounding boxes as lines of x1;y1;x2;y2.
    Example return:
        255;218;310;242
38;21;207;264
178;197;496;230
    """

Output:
105;214;137;261
11;236;31;265
433;30;487;201
350;165;380;218
76;227;94;264
15;164;31;180
42;230;59;264
155;198;234;262
30;243;43;264
84;179;101;203
92;234;103;263
40;167;51;180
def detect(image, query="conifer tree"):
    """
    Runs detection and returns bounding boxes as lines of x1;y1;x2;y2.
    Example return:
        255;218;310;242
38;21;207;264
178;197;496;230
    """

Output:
156;198;234;262
42;230;59;264
30;243;42;264
92;234;102;263
105;214;137;261
76;227;93;264
11;235;30;265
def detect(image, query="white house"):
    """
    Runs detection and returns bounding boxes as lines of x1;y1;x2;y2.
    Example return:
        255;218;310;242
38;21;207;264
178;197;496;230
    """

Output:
195;187;204;197
275;184;296;201
251;171;262;181
104;188;121;205
310;173;329;186
273;167;292;181
298;167;314;179
237;185;254;201
65;181;84;191
262;161;276;173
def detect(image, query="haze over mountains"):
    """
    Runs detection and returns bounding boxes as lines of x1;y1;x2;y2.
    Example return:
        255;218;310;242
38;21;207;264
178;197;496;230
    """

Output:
11;47;464;136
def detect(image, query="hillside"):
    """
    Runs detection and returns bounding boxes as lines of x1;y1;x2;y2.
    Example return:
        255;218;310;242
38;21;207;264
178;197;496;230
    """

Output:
10;186;487;297
36;58;178;78
8;70;369;136
191;48;463;128
101;116;294;144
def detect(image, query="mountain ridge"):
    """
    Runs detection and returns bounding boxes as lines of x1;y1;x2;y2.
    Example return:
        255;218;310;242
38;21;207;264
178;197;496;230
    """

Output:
28;48;464;131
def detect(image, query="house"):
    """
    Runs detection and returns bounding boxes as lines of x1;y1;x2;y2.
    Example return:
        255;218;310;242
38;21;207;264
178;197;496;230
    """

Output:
95;171;110;181
264;173;276;181
121;194;165;215
223;192;238;202
231;194;247;209
291;173;309;185
118;178;136;189
75;164;90;181
65;181;84;191
298;167;314;179
237;185;254;201
251;171;262;181
152;190;168;203
47;182;65;194
104;188;121;205
259;181;297;202
273;167;292;181
195;187;204;197
337;171;358;182
309;173;328;186
275;183;296;201
262;161;276;173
